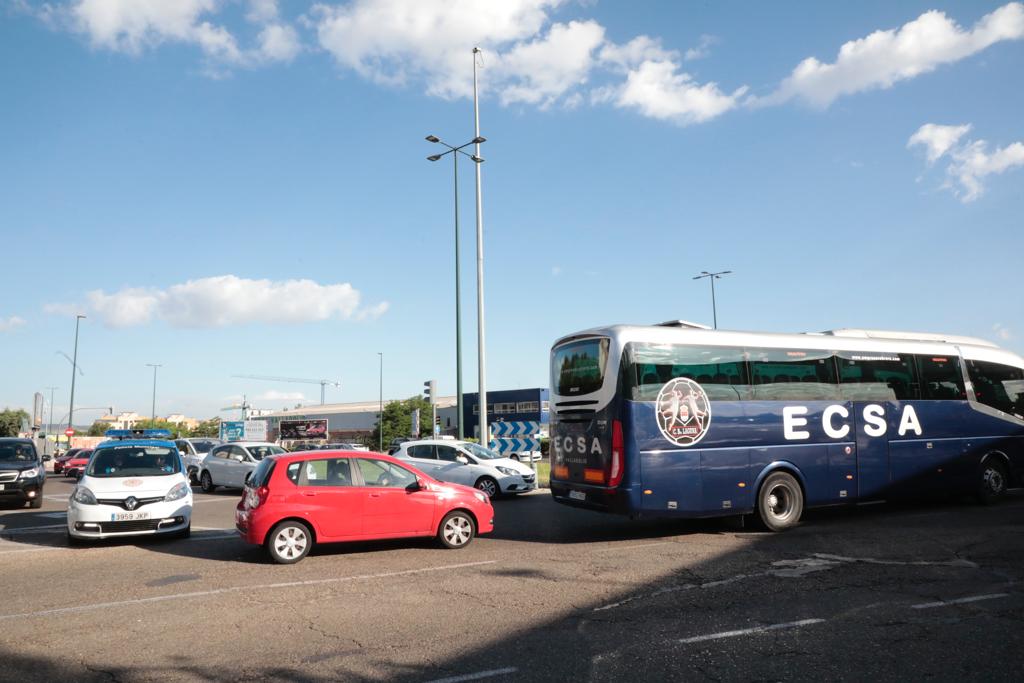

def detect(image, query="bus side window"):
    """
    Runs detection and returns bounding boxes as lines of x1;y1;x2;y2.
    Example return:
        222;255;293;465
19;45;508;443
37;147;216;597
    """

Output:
747;349;839;401
838;354;918;401
915;355;965;400
968;360;1024;416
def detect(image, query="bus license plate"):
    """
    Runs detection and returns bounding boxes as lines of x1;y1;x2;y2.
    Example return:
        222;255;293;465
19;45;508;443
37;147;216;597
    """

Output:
569;490;585;501
113;511;149;521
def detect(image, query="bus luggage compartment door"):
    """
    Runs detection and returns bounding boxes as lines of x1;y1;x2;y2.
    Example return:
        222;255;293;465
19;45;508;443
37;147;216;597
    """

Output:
700;448;751;513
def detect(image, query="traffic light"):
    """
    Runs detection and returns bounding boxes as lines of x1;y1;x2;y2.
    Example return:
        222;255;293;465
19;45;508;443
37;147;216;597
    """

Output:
423;379;436;404
435;415;441;426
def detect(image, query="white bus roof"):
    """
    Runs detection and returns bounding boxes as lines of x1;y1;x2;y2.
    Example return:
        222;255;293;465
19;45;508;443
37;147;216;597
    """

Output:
554;324;1022;367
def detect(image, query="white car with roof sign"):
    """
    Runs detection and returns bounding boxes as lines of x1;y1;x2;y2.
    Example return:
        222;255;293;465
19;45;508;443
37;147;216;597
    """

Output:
198;441;287;492
67;430;192;543
394;439;537;498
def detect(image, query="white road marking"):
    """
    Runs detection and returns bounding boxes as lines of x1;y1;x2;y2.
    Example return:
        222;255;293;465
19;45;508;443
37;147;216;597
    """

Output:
911;593;1008;610
192;497;240;504
0;560;498;622
814;552;978;569
425;667;518;683
679;618;825;644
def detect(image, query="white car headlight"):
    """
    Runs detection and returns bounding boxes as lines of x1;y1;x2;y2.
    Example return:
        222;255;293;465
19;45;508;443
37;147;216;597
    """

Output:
496;466;519;476
164;481;190;502
72;486;97;505
18;467;39;479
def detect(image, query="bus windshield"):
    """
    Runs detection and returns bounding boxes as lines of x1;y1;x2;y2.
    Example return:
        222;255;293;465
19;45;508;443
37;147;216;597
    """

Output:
552;338;609;396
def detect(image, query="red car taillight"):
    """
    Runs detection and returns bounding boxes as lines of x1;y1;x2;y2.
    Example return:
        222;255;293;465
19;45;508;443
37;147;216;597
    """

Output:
246;485;270;509
607;420;624;488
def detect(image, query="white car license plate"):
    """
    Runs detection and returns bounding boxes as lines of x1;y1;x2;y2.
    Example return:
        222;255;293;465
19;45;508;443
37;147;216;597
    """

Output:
0;484;5;490
112;511;149;521
569;490;585;501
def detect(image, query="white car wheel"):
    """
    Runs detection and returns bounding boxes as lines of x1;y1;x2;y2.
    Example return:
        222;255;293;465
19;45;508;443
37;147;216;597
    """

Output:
268;521;312;564
438;511;475;549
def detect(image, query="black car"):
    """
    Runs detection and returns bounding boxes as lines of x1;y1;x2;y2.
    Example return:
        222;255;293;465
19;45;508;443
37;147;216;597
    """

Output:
0;438;45;508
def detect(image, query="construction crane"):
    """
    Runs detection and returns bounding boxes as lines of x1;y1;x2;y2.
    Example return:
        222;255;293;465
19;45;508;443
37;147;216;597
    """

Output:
221;395;252;421
231;375;341;405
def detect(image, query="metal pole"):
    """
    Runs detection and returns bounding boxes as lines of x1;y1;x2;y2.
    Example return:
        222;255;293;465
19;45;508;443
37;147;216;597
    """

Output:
453;150;464;440
378;352;383;452
710;277;718;329
45;386;57;455
147;364;161;423
67;315;85;437
472;46;488;446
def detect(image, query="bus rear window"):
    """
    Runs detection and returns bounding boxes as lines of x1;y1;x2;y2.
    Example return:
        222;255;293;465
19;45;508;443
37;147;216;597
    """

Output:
552;338;609;395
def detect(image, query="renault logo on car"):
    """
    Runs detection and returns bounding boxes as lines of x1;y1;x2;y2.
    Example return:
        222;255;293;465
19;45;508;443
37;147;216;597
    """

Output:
124;496;138;511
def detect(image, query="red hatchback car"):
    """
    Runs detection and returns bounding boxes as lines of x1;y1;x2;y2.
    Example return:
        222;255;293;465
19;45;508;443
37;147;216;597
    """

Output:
63;449;93;479
236;450;494;564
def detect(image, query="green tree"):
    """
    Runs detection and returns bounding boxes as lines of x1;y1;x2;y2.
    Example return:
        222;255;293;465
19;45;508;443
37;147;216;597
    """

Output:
87;420;109;436
370;396;434;450
192;418;221;437
0;408;30;437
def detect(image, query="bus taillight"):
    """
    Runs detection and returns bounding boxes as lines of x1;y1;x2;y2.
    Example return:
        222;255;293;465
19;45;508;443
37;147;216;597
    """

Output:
608;419;624;488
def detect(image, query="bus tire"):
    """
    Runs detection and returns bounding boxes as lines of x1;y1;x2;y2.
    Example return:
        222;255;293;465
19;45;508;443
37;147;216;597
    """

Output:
756;471;803;532
976;456;1008;505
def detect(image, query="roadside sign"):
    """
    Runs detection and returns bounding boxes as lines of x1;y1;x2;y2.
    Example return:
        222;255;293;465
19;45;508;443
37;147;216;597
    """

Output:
244;420;267;442
220;421;245;442
64;428;75;437
490;421;541;456
411;409;420;438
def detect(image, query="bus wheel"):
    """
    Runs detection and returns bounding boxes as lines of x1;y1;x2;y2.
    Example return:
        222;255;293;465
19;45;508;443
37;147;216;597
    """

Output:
977;457;1008;504
757;472;803;532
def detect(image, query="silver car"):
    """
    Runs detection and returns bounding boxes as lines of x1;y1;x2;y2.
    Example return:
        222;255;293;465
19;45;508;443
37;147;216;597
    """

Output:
198;442;286;492
175;438;223;484
394;439;536;498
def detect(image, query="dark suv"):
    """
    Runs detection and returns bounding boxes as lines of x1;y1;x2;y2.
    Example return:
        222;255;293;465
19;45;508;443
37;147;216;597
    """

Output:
0;438;45;508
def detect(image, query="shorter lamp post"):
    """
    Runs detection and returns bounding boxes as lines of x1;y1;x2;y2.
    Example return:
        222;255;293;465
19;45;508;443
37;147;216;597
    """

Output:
425;134;485;441
692;270;732;329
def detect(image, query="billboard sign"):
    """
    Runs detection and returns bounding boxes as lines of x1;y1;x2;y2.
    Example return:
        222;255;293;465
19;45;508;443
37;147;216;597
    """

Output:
279;419;328;441
220;421;245;442
244;420;267;442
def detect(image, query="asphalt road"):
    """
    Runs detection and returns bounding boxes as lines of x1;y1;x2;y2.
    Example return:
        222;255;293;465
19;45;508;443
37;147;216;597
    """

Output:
1;474;1022;682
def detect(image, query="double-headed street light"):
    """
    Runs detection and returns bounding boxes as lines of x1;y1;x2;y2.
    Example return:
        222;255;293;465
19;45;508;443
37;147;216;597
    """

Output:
693;270;732;329
425;134;485;441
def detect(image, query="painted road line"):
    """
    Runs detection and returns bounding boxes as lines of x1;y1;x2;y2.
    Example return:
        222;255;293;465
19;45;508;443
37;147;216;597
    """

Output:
679;618;825;644
911;593;1009;610
425;667;518;683
0;560;498;622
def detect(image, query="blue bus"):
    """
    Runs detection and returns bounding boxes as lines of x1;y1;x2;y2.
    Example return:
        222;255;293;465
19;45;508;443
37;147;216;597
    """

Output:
549;321;1024;530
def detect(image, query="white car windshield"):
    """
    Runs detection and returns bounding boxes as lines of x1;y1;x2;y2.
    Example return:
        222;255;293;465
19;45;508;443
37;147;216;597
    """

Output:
463;443;503;460
87;445;180;477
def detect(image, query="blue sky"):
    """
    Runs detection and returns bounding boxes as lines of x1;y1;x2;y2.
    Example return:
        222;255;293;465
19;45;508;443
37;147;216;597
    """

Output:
2;0;1022;423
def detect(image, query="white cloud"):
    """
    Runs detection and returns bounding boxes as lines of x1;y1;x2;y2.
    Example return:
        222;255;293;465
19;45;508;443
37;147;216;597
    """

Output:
0;316;26;332
609;59;747;126
257;390;308;402
684;34;717;61
256;23;301;62
909;123;1024;202
313;0;744;123
69;0;244;62
49;275;387;328
907;123;972;163
495;20;605;107
993;323;1012;341
760;3;1024;108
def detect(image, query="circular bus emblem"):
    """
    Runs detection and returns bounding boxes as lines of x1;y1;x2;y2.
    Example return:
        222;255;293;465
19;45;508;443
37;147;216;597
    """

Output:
655;377;711;447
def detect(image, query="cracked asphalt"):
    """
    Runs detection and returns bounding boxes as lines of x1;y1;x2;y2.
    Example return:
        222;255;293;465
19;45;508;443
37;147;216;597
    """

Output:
0;475;1022;682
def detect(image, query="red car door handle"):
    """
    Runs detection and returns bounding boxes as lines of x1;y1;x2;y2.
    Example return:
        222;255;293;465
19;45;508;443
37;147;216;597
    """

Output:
303;492;316;497
369;493;381;498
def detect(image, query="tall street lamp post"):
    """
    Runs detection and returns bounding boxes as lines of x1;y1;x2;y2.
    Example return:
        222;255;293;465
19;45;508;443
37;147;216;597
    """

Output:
378;352;384;453
425;133;485;441
472;46;490;448
692;270;732;329
67;314;85;436
146;363;162;423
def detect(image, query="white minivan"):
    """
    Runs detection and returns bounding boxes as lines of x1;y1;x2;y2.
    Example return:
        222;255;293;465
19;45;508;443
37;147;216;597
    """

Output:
394;439;536;498
67;432;192;543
